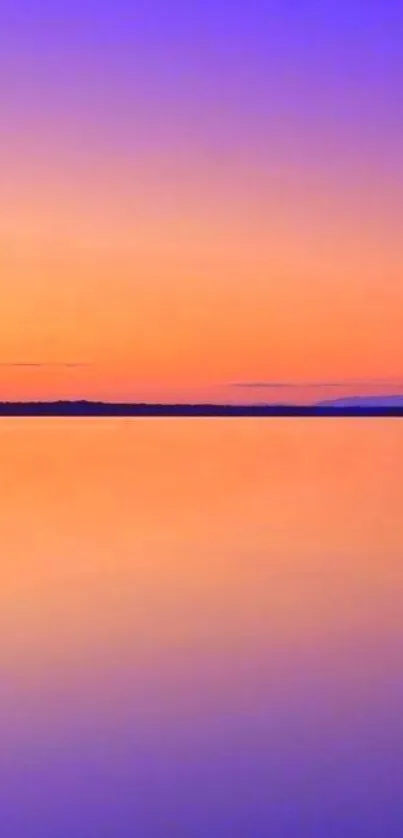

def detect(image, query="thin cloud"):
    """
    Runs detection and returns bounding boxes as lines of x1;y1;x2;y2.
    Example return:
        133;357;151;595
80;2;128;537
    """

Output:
0;362;91;368
232;378;403;389
232;382;301;389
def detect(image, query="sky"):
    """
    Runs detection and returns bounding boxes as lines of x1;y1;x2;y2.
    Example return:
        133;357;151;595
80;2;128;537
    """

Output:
1;0;403;402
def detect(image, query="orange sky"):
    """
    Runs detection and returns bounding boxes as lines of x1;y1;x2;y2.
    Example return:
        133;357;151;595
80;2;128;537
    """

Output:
1;151;402;402
1;1;403;402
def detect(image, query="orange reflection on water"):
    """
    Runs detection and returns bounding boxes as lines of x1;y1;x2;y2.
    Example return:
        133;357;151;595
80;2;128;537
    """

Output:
1;419;402;682
1;417;403;838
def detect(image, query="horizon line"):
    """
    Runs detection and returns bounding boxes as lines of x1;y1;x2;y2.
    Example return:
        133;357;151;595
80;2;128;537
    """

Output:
0;398;402;418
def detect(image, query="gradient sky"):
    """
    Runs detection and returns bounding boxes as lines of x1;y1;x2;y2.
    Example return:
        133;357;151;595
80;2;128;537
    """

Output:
1;0;403;401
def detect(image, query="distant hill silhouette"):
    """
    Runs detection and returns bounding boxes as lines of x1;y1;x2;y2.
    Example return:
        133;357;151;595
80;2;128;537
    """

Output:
0;400;402;417
319;395;403;408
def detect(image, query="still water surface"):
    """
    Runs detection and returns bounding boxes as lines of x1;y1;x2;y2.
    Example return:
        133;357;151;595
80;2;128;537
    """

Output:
1;419;403;836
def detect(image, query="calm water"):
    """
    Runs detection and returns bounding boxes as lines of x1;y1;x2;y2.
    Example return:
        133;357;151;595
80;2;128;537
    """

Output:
1;419;403;837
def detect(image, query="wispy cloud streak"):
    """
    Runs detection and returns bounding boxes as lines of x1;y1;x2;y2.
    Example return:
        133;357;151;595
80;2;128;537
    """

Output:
232;378;403;390
0;362;91;368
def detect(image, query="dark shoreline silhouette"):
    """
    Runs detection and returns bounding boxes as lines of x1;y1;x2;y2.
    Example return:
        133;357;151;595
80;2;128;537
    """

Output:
0;401;402;417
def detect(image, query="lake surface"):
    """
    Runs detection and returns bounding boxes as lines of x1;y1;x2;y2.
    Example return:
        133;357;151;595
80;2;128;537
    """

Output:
1;419;403;836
